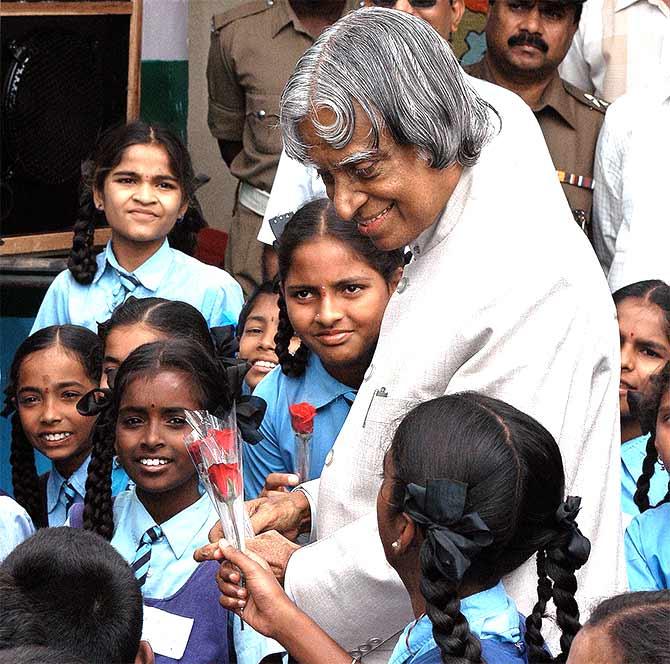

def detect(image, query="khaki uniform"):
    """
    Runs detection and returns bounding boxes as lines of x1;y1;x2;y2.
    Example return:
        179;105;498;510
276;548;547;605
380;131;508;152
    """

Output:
207;0;360;295
466;58;608;239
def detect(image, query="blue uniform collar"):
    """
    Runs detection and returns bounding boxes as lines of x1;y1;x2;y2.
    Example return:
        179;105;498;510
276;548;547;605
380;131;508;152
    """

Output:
127;490;213;560
93;239;173;291
389;581;521;664
300;354;357;410
621;433;651;478
46;455;90;512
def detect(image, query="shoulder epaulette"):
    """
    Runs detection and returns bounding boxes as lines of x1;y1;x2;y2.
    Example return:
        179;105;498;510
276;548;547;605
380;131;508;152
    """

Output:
212;0;271;32
563;80;610;113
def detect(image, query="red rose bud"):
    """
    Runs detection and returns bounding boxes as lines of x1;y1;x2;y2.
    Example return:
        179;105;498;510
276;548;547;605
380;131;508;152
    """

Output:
208;428;237;453
289;402;317;435
208;462;242;500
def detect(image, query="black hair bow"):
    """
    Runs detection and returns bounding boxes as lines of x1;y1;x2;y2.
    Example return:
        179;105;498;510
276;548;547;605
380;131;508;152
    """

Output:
403;479;493;585
77;388;113;417
210;325;240;358
552;495;591;569
212;396;266;445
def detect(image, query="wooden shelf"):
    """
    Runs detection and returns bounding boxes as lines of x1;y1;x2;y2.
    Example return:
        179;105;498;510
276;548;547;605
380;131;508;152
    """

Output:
1;2;133;16
0;228;112;256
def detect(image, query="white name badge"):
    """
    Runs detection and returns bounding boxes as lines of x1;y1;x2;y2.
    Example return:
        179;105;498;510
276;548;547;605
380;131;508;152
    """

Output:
141;606;194;660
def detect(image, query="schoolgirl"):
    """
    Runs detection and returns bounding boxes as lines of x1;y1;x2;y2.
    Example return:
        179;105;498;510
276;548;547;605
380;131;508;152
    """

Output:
568;591;670;664
236;281;281;394
76;338;230;663
217;392;590;663
243;198;404;497
31;122;243;334
97;295;215;387
625;362;670;591
614;280;670;517
2;325;128;528
0;490;35;561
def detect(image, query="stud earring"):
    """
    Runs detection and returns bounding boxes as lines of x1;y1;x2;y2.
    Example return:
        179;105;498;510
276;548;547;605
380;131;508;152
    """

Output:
391;540;400;550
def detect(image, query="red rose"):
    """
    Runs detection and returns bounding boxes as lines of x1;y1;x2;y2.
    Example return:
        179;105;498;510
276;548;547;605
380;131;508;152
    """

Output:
289;402;316;435
208;428;236;454
187;439;204;466
208;462;242;500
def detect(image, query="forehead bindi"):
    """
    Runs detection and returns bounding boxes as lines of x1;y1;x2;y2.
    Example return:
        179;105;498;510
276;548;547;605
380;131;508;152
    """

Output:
120;371;202;411
110;144;178;182
19;347;89;390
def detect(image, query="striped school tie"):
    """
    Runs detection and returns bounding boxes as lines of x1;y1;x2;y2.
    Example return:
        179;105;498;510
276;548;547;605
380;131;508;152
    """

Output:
61;481;77;516
131;525;164;588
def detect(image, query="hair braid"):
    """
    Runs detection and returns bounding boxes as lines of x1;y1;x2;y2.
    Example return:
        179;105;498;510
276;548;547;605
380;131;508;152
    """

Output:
419;543;483;664
67;188;100;285
82;412;115;540
524;550;553;663
633;433;659;513
544;540;583;662
9;413;44;527
275;291;309;378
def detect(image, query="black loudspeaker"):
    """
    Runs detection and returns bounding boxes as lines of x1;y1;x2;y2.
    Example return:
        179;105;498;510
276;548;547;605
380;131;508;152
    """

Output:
1;4;140;246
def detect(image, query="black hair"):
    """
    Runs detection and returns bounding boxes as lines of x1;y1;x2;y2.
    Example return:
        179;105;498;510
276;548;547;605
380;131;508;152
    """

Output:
68;121;207;284
98;295;215;355
83;338;227;540
487;0;582;22
388;393;586;663
633;362;670;513
3;325;103;527
275;198;403;377
0;527;144;663
0;645;88;664
583;591;670;664
613;279;670;341
237;281;278;340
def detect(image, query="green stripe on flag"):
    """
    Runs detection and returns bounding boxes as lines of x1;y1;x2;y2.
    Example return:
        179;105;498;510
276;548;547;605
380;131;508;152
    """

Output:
140;60;188;140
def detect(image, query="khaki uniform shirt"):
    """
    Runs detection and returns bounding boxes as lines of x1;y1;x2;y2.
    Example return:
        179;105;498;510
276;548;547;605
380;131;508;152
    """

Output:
467;58;608;235
207;0;360;193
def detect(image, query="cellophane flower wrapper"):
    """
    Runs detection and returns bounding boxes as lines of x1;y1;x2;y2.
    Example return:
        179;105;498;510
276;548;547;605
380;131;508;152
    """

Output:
183;407;252;551
289;402;316;482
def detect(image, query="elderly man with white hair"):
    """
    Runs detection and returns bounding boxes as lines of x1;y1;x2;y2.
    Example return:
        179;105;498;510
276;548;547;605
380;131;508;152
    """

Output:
199;8;624;661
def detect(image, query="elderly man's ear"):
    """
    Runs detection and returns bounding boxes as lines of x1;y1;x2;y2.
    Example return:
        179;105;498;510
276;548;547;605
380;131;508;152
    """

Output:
450;0;466;35
135;640;154;664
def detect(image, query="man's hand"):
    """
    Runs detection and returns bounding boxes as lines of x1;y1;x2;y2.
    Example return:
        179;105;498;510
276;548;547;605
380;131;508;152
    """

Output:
193;491;310;563
246;530;300;585
260;472;300;498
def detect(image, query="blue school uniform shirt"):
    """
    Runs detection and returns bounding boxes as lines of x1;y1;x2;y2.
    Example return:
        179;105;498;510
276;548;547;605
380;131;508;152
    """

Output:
0;491;35;562
621;434;668;517
31;239;244;333
243;353;357;498
47;454;129;526
110;488;218;599
625;500;670;591
389;582;527;664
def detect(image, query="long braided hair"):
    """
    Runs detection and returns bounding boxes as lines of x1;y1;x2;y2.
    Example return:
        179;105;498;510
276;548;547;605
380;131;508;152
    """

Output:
275;198;404;377
632;362;670;513
82;338;227;539
68;122;207;284
2;326;103;527
388;393;590;663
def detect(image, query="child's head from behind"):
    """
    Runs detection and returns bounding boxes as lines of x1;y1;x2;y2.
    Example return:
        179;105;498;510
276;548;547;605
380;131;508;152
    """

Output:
237;281;281;390
633;361;670;513
567;590;670;664
84;338;224;536
0;527;152;664
5;325;102;525
276;198;404;384
613;280;670;424
98;296;214;387
379;393;589;663
69;122;204;284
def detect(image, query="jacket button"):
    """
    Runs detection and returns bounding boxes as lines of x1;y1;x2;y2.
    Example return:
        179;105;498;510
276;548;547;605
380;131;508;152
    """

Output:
256;109;266;119
396;276;408;293
324;450;334;466
369;638;382;647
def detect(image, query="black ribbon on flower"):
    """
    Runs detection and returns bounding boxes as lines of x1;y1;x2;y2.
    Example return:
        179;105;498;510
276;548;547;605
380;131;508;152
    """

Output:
77;388;113;417
402;479;494;585
551;495;591;569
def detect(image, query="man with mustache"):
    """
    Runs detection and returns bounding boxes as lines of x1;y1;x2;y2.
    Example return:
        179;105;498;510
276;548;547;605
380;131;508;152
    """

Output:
468;0;608;239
